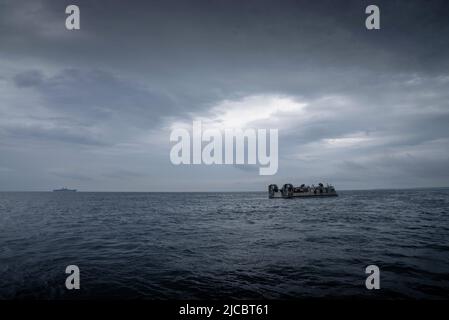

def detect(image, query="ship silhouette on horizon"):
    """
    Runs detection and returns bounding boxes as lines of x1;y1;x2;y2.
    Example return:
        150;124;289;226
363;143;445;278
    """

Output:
53;187;77;192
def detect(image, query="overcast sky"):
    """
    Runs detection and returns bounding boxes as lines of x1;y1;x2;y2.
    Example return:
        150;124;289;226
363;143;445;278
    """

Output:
0;0;448;191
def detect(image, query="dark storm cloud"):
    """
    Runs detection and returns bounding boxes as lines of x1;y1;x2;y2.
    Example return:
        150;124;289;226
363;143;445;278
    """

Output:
6;68;179;146
12;68;176;119
0;0;448;190
2;0;448;72
13;70;45;87
34;68;177;123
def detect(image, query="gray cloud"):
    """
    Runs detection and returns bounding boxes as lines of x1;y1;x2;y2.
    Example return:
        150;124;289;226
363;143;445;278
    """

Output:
13;70;45;87
0;0;448;190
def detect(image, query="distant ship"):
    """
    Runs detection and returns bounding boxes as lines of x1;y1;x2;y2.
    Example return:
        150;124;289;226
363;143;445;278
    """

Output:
53;187;77;192
269;183;337;198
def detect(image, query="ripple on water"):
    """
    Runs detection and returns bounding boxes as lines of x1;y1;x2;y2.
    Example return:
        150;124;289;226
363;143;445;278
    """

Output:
0;189;449;299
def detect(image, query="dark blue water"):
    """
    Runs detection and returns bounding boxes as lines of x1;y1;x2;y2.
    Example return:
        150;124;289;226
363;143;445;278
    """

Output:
1;189;448;299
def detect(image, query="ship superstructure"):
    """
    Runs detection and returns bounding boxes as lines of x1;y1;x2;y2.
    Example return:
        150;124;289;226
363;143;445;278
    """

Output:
268;183;337;198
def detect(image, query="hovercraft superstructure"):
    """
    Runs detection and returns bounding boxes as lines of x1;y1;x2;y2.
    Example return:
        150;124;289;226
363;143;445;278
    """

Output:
268;183;337;198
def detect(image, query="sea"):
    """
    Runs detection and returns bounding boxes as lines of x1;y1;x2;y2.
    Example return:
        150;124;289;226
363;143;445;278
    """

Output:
0;189;448;299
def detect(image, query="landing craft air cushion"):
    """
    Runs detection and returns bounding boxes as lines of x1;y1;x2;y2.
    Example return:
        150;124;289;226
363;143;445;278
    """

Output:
268;183;337;198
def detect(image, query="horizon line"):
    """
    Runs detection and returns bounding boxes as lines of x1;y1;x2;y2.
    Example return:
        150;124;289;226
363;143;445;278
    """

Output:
1;186;449;193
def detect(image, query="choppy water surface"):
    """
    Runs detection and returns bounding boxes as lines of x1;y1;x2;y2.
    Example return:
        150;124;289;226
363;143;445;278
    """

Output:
1;189;448;299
